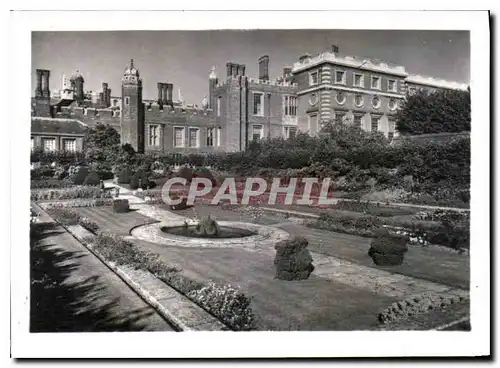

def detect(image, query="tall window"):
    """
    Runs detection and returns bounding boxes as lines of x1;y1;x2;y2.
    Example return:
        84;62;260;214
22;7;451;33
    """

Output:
353;115;362;128
124;96;130;105
42;138;56;152
353;73;364;87
309;71;318;86
371;116;380;132
308;114;318;132
31;137;35;152
252;125;263;141
207;127;215;147
216;96;222;117
173;127;185;147
335;70;346;84
284;95;297;116
149;125;160;146
189;128;200;148
253;93;264;116
371;76;381;90
388;119;396;141
63;139;76;152
217;127;221;147
284;126;297;139
387;79;397;92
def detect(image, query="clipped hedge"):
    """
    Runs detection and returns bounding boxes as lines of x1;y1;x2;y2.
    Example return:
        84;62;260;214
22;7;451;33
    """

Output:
130;170;155;190
117;167;134;184
368;228;409;266
31;186;112;201
30;179;74;189
83;171;101;186
72;167;90;185
274;236;314;281
112;199;130;213
48;208;99;233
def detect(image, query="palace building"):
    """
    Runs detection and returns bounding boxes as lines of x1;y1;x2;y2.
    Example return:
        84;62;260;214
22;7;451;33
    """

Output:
31;46;468;153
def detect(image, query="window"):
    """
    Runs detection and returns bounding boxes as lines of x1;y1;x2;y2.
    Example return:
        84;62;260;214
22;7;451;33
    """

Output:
207;127;215;147
335;91;346;105
31;137;35;152
42;138;56;152
148;125;160;146
388;119;396;140
354;94;364;107
173;127;185;147
189;128;200;148
252;125;263;141
371;76;381;90
216;96;222;117
388;99;397;111
335;70;346;84
124;96;130;106
217;127;221;147
353;73;364;87
309;71;318;86
388;79;397;92
335;111;346;123
253;92;264;116
308;114;318;132
284;126;297;139
353;115;363;128
284;96;298;116
371;116;380;132
372;95;381;109
63;139;76;152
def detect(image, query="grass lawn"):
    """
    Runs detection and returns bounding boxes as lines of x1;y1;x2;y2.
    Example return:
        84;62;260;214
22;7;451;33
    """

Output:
75;206;158;236
131;238;396;331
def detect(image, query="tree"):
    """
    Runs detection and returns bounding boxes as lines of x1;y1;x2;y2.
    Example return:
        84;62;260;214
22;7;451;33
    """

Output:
395;89;471;135
83;123;121;164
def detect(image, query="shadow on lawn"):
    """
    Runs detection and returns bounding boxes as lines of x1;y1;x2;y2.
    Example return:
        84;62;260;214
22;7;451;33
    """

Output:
30;222;161;332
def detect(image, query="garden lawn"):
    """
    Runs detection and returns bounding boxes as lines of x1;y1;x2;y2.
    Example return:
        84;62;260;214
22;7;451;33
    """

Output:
276;223;470;290
75;206;158;236
130;239;396;331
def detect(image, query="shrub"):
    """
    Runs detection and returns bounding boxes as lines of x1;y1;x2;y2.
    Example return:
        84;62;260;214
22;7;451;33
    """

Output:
170;195;190;211
368;228;408;266
187;283;256;331
30;179;73;189
42;198;113;209
72;166;90;185
31;166;54;180
177;166;194;182
194;168;217;187
130;170;155;190
117;167;134;184
112;199;130;213
31;186;112;201
83;171;101;186
274;237;314;281
332;200;415;217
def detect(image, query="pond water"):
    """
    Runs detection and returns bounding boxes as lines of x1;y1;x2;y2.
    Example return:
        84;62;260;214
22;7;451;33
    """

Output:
160;225;256;239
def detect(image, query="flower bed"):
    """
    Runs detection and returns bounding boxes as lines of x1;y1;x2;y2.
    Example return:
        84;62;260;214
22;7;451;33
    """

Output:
40;198;113;209
31;186;113;201
332;200;416;217
87;233;256;331
30;179;74;189
48;208;99;234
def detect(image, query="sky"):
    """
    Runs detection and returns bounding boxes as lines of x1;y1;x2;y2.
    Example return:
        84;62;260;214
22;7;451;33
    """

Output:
32;30;470;104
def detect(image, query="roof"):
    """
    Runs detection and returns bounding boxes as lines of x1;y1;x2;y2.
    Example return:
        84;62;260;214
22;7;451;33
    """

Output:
31;117;88;136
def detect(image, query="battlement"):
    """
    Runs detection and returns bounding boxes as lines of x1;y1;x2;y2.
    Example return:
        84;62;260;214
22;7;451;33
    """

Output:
292;51;408;76
216;76;297;89
58;105;121;122
405;74;469;91
144;102;214;119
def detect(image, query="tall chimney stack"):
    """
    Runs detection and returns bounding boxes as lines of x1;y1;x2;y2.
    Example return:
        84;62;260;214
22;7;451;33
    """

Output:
258;55;269;81
332;45;339;54
157;82;164;103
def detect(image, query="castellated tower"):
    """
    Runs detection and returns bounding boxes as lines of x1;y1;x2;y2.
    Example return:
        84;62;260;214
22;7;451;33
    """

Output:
120;59;145;153
208;66;218;110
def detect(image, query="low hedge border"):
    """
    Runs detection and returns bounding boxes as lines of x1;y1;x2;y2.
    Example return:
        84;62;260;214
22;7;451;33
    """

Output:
47;207;99;234
39;198;113;209
84;233;257;331
378;291;469;325
31;186;113;201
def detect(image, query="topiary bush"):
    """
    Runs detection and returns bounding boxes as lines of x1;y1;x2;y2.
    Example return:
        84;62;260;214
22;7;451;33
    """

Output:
83;171;101;186
368;228;409;266
177;166;194;183
194;167;217;187
112;199;130;213
72;166;90;185
274;236;315;281
169;195;190;211
117;167;134;184
129;170;155;190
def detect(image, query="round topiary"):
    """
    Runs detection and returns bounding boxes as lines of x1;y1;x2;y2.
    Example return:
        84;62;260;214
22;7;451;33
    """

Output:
117;167;134;184
195;168;217;187
368;228;408;266
130;170;154;190
274;236;314;281
177;166;194;182
83;170;101;186
72;166;90;185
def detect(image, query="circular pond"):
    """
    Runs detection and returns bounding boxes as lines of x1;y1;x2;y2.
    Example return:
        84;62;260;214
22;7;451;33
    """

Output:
160;225;256;239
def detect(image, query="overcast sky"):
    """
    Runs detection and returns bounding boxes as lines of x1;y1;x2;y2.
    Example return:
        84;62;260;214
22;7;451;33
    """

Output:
32;30;470;104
